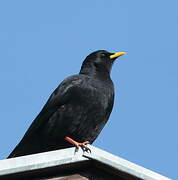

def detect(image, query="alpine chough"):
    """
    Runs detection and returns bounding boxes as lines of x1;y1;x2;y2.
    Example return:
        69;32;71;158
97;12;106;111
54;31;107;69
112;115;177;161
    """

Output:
8;50;126;158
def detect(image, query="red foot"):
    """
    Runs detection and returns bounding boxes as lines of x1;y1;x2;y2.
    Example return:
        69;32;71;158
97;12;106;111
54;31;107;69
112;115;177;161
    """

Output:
65;136;90;152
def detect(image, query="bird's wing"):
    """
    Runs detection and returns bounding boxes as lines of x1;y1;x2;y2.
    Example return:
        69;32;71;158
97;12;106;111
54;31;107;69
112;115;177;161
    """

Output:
22;75;85;139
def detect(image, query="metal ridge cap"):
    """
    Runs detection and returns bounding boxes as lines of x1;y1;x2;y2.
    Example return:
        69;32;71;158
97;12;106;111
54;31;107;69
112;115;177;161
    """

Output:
84;145;171;180
0;145;171;180
0;147;87;176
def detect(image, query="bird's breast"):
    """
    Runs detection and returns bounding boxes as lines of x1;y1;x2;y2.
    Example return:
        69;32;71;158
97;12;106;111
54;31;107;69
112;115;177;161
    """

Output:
62;84;114;142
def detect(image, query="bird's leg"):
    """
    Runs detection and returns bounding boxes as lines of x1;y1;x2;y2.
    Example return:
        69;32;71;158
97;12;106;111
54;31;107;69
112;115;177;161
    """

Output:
64;136;91;152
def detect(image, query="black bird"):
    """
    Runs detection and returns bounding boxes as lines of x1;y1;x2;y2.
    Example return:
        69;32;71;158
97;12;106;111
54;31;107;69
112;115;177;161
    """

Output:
8;50;126;158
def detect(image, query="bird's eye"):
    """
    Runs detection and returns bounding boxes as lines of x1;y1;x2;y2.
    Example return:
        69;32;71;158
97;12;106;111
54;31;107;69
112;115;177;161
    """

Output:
101;53;106;58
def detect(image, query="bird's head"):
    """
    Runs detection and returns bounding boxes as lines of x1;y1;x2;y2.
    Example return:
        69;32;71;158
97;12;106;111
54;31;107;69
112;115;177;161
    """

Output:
80;50;126;76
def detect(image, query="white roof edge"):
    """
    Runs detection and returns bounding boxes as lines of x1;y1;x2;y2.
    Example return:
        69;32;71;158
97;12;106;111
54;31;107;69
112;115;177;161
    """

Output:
0;147;87;176
0;145;171;180
84;145;171;180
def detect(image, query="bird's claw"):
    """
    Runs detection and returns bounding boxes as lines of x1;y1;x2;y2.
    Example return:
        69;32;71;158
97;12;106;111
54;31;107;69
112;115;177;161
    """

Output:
65;137;91;153
76;141;91;153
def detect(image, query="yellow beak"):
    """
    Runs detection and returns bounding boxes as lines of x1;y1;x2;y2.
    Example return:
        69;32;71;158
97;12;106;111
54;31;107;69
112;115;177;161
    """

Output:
110;52;127;59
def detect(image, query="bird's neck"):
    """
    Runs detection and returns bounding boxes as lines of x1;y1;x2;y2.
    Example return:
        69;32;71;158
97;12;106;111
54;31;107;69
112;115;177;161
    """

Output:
79;63;111;80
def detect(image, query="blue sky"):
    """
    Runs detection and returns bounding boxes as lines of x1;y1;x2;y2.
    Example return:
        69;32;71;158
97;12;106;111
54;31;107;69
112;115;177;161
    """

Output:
0;1;177;179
